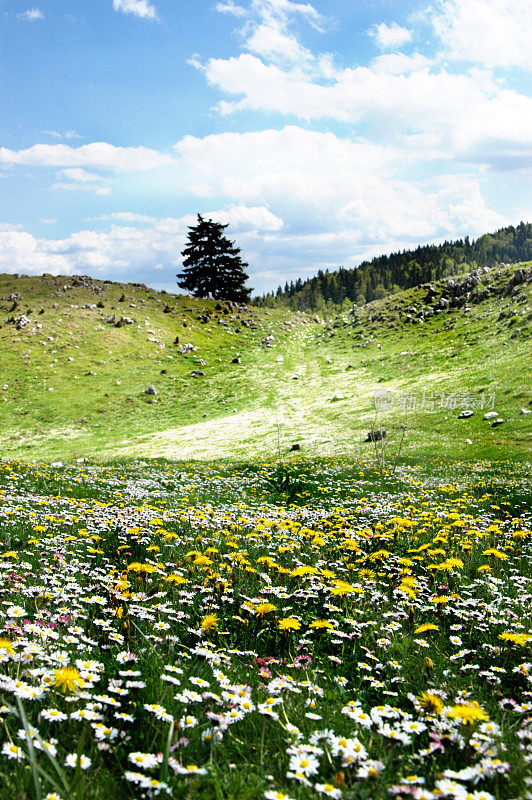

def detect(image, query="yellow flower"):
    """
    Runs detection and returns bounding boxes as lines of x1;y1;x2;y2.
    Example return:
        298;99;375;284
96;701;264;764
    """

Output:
448;701;489;725
310;619;334;629
417;692;444;715
200;613;219;631
290;565;318;577
165;573;187;584
330;579;363;596
0;638;15;655
53;666;85;693
278;618;301;631
255;603;277;616
499;632;532;647
483;548;508;559
415;623;439;634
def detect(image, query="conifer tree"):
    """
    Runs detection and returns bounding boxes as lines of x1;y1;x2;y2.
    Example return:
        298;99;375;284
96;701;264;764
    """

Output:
177;214;252;302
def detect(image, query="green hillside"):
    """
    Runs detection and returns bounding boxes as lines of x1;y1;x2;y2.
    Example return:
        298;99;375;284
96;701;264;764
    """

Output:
0;261;531;462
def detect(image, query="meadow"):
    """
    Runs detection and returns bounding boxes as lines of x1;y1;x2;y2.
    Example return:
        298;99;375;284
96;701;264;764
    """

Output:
0;455;530;800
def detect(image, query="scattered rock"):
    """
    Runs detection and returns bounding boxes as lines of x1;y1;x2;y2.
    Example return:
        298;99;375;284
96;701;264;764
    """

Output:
190;370;205;377
458;410;474;418
176;342;197;354
483;411;499;420
15;315;29;330
231;356;241;364
290;443;301;451
465;439;473;444
521;408;531;415
491;418;506;427
145;385;157;395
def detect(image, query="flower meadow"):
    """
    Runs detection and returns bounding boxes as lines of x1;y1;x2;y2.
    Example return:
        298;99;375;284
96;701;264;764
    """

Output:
0;457;530;800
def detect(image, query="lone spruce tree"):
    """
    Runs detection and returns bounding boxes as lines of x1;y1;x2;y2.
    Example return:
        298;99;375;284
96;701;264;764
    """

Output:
177;214;252;302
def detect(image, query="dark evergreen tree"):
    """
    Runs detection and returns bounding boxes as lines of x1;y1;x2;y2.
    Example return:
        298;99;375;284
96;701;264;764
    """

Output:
177;214;252;302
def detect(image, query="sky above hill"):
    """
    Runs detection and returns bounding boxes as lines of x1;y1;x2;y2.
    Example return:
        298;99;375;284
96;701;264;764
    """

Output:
1;0;531;294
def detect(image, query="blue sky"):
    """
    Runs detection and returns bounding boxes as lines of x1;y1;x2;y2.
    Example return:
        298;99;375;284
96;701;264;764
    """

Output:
1;0;531;294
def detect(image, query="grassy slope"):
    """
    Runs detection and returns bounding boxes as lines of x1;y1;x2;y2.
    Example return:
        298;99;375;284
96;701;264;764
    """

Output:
0;264;530;462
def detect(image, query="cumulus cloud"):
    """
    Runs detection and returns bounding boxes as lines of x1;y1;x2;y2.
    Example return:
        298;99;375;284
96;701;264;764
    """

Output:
0;142;173;172
195;52;532;173
175;126;505;242
112;0;158;20
18;8;44;20
370;22;412;50
433;0;532;71
0;231;71;275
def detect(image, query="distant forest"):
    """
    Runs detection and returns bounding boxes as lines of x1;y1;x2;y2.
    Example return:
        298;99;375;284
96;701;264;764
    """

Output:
255;222;531;313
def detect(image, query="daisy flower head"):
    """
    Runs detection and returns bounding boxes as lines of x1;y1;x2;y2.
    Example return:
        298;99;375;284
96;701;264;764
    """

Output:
315;784;342;798
128;752;159;769
64;753;91;770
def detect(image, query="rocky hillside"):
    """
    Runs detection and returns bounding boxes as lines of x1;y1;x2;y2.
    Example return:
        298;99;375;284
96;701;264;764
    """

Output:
0;262;530;462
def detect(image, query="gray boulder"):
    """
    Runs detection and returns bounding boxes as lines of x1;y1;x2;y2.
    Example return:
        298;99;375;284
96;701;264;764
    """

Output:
145;385;157;395
458;410;474;418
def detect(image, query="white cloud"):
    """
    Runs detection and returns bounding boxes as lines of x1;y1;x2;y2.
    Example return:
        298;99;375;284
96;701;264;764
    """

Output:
214;0;325;68
42;130;82;140
196;53;532;171
18;8;44;20
53;168;112;194
95;212;159;224
245;21;314;65
175;126;505;242
112;0;158;20
0;142;173;172
60;168;103;183
205;205;284;231
0;231;71;275
215;1;247;16
433;0;532;70
370;22;412;50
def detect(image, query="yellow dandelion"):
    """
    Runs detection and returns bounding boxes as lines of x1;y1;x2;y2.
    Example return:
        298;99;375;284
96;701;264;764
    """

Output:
417;691;444;715
200;613;219;631
278;618;301;631
448;701;489;725
53;666;85;694
415;623;439;634
0;638;15;655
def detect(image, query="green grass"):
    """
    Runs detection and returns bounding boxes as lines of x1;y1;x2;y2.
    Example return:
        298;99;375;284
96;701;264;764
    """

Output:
0;263;530;463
